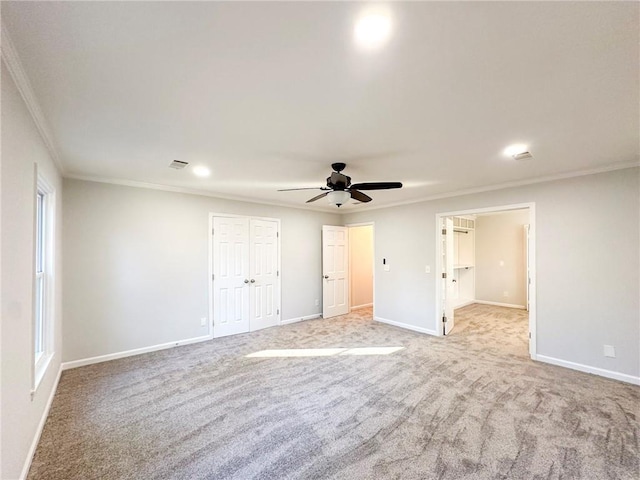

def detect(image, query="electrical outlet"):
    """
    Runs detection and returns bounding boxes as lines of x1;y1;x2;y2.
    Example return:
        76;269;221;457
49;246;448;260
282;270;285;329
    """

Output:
603;345;616;358
200;317;207;327
315;299;319;306
384;265;390;272
503;291;509;298
425;265;431;273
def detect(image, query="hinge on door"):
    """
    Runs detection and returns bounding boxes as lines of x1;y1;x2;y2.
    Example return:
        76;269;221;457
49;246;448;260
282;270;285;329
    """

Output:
212;228;214;235
442;272;447;279
277;232;279;238
277;309;280;315
442;228;446;235
212;274;214;281
528;332;531;339
277;270;279;276
442;316;447;323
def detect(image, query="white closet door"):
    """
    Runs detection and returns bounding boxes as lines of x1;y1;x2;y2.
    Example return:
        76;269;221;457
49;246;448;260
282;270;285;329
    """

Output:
250;219;279;331
213;217;250;338
322;225;349;319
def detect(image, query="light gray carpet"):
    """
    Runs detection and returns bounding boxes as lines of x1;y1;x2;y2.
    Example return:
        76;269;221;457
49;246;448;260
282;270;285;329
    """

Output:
28;305;639;479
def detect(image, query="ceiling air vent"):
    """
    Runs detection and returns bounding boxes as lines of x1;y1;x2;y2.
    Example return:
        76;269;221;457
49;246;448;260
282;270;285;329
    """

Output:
169;160;189;170
169;160;189;169
513;152;533;161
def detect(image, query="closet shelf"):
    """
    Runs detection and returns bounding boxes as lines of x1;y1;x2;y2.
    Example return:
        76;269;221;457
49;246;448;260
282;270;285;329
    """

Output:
453;264;474;269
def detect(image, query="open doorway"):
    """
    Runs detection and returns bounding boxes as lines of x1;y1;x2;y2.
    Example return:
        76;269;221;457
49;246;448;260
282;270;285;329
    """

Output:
436;204;536;359
348;223;374;316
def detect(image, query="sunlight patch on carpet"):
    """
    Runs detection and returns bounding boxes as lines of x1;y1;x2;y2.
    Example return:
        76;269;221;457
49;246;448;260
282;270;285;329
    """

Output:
246;346;404;358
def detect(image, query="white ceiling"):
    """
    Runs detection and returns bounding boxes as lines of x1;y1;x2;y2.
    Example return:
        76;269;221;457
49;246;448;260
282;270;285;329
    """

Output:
2;1;638;212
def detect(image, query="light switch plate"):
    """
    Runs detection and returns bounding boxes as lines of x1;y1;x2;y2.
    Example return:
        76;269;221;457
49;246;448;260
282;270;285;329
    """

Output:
603;345;616;358
425;265;431;273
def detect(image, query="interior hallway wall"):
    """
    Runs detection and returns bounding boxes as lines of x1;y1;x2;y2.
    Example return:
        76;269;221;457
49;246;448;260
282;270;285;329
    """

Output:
349;225;373;309
475;209;529;307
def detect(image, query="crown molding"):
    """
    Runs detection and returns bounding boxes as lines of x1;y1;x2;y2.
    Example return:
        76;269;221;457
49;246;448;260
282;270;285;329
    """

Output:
66;160;639;216
345;161;640;214
1;23;65;173
63;173;340;214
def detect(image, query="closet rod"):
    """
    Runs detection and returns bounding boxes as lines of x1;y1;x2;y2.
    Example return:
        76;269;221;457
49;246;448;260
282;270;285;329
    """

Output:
453;229;469;234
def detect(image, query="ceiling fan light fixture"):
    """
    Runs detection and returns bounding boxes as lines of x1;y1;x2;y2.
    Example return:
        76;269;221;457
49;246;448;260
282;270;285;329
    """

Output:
327;190;351;207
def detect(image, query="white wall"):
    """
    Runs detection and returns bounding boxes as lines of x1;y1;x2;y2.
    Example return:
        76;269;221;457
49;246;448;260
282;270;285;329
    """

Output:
1;62;64;480
344;168;640;380
475;209;529;307
349;225;373;309
63;179;341;362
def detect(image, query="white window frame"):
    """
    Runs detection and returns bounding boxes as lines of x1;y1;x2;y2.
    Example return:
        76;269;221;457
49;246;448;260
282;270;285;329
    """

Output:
33;172;55;395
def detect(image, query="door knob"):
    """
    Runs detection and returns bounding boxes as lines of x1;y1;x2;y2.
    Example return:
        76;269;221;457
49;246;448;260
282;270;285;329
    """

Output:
250;279;255;283
323;275;329;279
244;279;249;284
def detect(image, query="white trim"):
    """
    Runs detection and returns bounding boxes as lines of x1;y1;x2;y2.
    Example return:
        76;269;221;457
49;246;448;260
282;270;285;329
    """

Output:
1;25;64;173
345;162;640;213
20;365;62;480
374;316;437;336
65;174;336;213
473;300;526;309
536;355;640;386
280;313;322;325
435;203;537;359
452;300;476;309
61;163;638;219
32;172;56;395
61;335;212;371
351;303;373;311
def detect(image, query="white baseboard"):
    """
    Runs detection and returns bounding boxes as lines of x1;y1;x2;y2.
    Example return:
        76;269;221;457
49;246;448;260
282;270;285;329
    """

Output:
452;300;475;309
474;300;526;309
61;334;212;371
374;316;438;336
350;303;373;311
280;313;321;325
20;364;62;480
536;354;640;386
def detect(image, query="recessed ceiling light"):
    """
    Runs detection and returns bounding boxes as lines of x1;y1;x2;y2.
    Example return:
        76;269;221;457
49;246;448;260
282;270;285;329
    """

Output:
503;144;529;158
193;166;211;177
354;13;392;49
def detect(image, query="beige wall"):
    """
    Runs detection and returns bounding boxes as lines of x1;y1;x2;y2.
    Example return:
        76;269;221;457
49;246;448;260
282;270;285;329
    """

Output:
475;209;529;307
349;225;373;308
63;179;342;363
1;62;64;480
344;168;640;380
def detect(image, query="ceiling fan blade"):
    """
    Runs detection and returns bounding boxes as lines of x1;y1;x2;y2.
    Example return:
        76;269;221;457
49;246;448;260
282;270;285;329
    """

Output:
278;187;328;192
349;182;402;190
306;192;329;203
349;190;372;203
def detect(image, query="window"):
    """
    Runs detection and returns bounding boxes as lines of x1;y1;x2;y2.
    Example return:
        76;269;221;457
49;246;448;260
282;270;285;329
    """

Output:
33;174;54;393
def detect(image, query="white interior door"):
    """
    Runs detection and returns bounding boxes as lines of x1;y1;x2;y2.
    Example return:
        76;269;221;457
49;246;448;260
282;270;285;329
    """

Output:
442;217;455;334
322;225;349;319
524;224;530;312
213;217;250;337
250;219;279;331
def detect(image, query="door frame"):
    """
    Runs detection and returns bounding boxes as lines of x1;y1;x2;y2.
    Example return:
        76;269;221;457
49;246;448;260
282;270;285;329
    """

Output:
208;213;282;338
346;222;375;316
434;202;537;359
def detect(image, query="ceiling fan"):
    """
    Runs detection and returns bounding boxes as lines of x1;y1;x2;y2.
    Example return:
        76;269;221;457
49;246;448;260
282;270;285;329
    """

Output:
278;163;402;207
